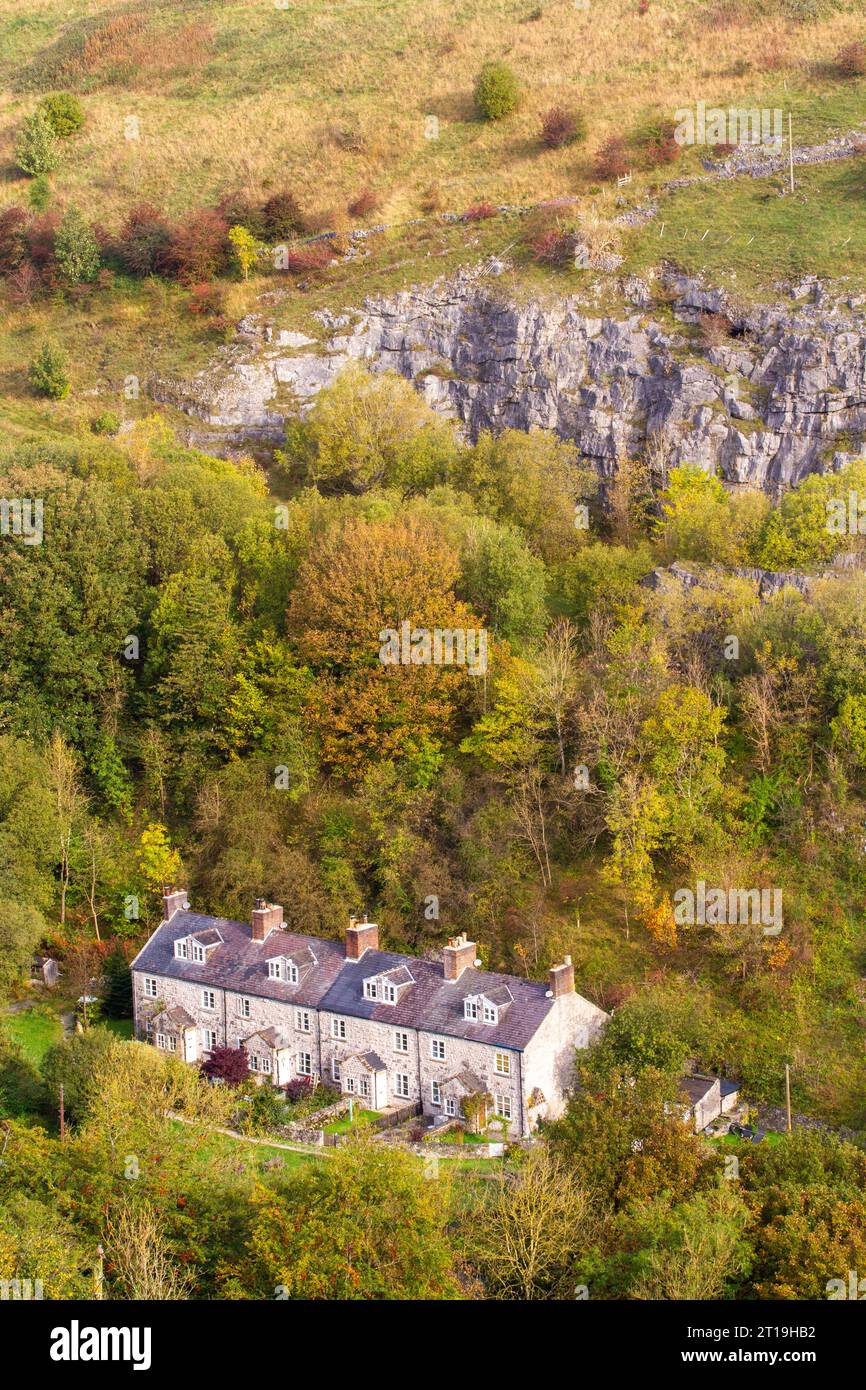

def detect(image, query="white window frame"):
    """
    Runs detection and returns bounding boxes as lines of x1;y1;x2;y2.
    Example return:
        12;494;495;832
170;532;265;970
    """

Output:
431;1080;442;1106
261;1056;272;1075
295;1009;311;1033
430;1038;446;1062
381;982;396;1004
360;1077;370;1098
363;979;379;1000
297;1052;312;1076
239;998;251;1019
144;977;158;999
286;961;299;984
494;1051;511;1077
483;1002;498;1024
174;939;188;960
201;989;215;1010
331;1018;347;1040
331;1058;342;1083
156;1033;177;1053
464;997;479;1021
495;1094;512;1120
346;1076;356;1094
445;1096;457;1117
394;1073;410;1099
394;1030;409;1053
203;1029;217;1053
191;943;205;964
268;959;282;980
249;1054;260;1073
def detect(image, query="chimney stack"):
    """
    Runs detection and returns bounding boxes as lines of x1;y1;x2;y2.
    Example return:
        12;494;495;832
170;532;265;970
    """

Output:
549;955;575;999
251;900;284;942
346;914;379;960
443;933;476;981
162;887;189;920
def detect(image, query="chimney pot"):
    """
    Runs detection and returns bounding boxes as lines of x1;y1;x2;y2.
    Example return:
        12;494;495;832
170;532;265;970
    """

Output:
346;918;379;959
251;901;284;942
549;957;575;999
162;888;189;920
443;934;476;981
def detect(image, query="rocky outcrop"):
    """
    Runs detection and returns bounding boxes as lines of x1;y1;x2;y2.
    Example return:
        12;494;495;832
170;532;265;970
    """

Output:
149;259;866;491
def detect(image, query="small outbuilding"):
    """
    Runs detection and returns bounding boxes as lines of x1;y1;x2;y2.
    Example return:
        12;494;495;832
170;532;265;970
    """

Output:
678;1072;740;1133
32;955;60;988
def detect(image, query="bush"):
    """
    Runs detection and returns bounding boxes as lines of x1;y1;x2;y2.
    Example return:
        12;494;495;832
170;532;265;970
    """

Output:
463;200;497;221
90;410;121;437
261;189;304;238
28;176;51;212
116;204;172;277
529;225;579;267
284;241;335;275
37;93;84;139
594;135;629;181
228;223;261;280
284;1075;316;1103
162;209;229;282
29;342;70;399
540;106;587;149
641;118;680;168
474;61;520;120
14;110;58;177
837;41;866;77
347;187;379;219
187;281;224;317
53;208;101;285
200;1046;249;1085
0;207;27;274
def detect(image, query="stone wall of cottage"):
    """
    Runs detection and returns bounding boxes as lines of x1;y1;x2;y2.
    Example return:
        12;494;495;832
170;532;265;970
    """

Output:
132;970;324;1080
521;991;609;1129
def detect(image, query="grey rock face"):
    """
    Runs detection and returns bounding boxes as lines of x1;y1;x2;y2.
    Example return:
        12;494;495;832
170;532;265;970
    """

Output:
149;262;866;491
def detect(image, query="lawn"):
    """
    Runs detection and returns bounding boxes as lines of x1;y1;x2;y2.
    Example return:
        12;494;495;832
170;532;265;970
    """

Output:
4;1004;63;1066
323;1108;378;1134
99;1016;134;1040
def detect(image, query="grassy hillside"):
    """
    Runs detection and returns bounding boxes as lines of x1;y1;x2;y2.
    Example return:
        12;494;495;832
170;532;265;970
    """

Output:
2;0;866;225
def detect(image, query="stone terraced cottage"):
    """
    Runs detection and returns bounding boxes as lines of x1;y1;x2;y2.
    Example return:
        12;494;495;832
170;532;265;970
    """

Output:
130;890;609;1138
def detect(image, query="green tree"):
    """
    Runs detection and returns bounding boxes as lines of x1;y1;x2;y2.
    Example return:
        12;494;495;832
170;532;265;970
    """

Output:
474;61;520;120
54;208;101;285
459;517;548;646
0;900;46;1001
28;342;69;398
602;772;666;939
235;1139;462;1298
14;109;58;175
37;93;84;138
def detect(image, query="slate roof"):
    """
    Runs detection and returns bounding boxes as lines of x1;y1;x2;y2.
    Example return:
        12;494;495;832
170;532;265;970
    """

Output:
132;910;602;1052
131;910;347;1009
245;1026;292;1051
344;1050;387;1072
154;1005;196;1031
190;928;223;948
679;1073;720;1106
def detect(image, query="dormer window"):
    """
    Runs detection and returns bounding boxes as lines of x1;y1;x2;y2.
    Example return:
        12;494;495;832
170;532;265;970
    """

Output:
191;943;205;963
483;1002;498;1024
382;982;396;1004
174;939;188;960
464;997;479;1021
268;957;300;984
364;979;379;1001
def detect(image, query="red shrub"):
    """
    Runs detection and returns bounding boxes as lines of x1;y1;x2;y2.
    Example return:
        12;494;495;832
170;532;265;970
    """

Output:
161;209;230;283
25;212;59;273
642;119;681;169
347;187;379;218
187;281;224;316
529;226;578;267
117;203;172;276
284;1076;316;1103
594;136;629;181
200;1047;249;1085
540;106;586;149
284;241;335;275
463;200;497;221
261;189;304;238
0;206;27;275
838;41;866;77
